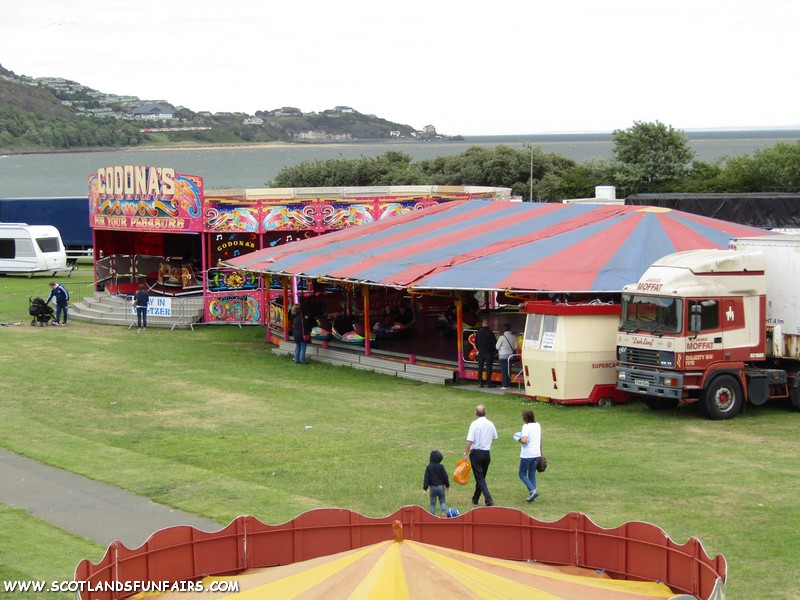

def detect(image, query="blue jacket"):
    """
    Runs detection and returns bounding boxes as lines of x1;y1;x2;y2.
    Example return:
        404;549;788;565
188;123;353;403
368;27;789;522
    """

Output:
47;284;69;307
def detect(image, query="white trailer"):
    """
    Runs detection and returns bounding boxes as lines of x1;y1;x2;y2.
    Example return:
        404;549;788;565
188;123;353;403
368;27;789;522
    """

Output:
0;223;71;276
521;300;630;405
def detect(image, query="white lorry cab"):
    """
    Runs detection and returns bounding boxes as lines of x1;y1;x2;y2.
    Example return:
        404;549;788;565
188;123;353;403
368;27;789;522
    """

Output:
0;223;71;276
616;235;800;419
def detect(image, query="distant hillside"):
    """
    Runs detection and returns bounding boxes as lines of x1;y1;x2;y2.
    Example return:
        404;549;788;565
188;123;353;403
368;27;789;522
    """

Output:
0;64;454;153
0;67;75;119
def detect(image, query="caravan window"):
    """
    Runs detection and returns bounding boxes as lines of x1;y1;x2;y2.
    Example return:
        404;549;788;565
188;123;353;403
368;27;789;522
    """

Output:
15;238;35;257
525;313;543;345
36;237;60;253
0;239;13;259
540;314;558;350
523;313;558;350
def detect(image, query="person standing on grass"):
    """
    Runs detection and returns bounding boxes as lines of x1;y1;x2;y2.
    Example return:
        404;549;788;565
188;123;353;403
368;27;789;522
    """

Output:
496;323;518;390
517;409;542;502
46;281;69;325
475;319;496;387
292;305;309;364
422;449;450;516
132;284;150;330
464;404;498;507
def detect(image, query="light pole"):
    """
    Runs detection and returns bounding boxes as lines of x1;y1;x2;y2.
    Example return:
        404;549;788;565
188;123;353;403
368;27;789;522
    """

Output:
529;144;534;202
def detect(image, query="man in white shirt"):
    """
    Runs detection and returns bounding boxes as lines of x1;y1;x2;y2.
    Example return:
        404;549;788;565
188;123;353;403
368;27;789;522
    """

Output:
463;404;499;506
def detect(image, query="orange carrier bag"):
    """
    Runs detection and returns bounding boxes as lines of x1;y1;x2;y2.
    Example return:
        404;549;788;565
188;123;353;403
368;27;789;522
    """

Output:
453;459;471;485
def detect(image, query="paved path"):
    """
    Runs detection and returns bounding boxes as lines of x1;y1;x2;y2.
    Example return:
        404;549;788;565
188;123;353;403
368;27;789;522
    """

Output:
0;448;221;548
0;385;511;549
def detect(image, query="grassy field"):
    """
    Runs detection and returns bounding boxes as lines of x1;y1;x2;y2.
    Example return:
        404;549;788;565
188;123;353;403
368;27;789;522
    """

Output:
0;272;798;599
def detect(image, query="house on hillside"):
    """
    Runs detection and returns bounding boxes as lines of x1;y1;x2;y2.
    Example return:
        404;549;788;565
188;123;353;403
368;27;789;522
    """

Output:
132;103;175;120
273;107;302;117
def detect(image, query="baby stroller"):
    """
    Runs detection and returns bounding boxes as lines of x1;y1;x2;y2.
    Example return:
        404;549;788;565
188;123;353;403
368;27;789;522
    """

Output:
29;297;55;326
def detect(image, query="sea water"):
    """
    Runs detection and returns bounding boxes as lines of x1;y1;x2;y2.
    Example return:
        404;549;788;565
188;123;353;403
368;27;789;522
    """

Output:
1;130;797;198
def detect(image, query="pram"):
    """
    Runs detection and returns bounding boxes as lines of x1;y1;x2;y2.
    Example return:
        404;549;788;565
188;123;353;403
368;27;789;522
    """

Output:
29;297;55;326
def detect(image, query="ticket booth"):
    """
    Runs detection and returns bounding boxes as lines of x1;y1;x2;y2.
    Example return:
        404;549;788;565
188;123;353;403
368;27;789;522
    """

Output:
520;301;629;405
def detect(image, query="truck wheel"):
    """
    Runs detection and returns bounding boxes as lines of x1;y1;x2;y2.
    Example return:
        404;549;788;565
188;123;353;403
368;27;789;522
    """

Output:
644;397;679;410
701;375;742;419
791;384;800;411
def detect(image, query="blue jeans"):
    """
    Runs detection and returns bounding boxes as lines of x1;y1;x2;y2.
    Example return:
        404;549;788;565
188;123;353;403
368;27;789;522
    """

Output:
428;485;447;515
136;306;147;328
499;356;512;387
294;341;307;364
55;304;68;323
519;457;539;494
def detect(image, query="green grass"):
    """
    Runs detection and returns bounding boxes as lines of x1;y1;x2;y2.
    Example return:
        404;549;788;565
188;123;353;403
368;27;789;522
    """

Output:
0;505;102;600
0;272;799;599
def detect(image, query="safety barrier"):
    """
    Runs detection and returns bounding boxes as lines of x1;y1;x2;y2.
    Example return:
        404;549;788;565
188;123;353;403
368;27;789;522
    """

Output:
74;506;726;600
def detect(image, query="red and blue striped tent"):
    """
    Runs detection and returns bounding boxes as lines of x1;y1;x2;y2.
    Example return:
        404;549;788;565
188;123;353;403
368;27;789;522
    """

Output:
225;200;772;293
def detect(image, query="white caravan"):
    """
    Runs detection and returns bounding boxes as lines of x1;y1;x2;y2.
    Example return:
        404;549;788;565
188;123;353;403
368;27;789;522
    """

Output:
0;223;70;276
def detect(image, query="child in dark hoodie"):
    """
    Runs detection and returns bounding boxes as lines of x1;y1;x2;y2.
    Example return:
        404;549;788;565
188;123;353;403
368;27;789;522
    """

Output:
422;449;450;516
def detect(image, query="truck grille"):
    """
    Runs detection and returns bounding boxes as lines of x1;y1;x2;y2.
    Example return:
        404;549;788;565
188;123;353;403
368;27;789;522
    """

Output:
624;347;661;367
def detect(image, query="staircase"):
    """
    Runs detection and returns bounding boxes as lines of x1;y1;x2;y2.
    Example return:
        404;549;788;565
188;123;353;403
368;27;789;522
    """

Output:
69;291;205;328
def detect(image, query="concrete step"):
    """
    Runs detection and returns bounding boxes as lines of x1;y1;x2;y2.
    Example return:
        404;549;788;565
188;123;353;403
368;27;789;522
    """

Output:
69;292;204;328
274;339;452;385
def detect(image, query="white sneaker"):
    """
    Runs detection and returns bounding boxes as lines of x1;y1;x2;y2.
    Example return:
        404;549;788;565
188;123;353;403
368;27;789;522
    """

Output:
500;386;510;390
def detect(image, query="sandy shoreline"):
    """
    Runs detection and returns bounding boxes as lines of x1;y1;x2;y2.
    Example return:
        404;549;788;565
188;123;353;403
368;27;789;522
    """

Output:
2;139;440;156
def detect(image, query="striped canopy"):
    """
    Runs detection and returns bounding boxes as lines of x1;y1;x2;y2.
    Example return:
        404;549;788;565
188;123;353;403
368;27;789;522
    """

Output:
224;200;771;293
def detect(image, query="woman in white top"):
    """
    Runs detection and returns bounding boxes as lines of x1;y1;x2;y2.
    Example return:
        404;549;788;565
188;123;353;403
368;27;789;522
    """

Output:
495;323;518;389
517;409;542;502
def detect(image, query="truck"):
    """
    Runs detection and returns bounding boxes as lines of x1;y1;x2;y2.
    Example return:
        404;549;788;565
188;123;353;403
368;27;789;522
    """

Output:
615;234;800;419
0;223;71;276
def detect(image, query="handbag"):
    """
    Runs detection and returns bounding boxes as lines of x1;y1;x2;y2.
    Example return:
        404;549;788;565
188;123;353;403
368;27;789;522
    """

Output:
453;459;471;485
536;456;548;473
303;334;311;342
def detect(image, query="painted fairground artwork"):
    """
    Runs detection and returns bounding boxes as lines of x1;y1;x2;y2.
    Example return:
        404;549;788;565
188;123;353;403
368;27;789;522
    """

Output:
206;269;260;293
207;294;261;323
88;166;204;232
204;268;262;324
203;198;259;232
210;232;259;264
260;195;452;232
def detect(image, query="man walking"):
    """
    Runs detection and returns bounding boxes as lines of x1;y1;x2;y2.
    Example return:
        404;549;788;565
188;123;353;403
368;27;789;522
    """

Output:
464;404;498;507
475;319;496;387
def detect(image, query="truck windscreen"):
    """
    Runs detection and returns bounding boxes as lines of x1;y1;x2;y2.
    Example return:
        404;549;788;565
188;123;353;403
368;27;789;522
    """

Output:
620;295;682;334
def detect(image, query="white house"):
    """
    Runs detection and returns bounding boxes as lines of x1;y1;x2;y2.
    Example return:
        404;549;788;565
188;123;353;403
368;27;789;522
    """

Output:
132;103;175;120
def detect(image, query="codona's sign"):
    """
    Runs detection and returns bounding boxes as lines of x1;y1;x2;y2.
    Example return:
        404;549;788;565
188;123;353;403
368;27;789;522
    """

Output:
89;165;204;232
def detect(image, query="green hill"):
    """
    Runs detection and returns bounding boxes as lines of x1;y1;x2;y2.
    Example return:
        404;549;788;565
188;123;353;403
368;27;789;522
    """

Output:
0;65;439;153
0;69;75;119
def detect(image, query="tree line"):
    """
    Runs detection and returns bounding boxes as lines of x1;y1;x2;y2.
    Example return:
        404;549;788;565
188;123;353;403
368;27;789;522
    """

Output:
0;106;146;151
269;121;800;199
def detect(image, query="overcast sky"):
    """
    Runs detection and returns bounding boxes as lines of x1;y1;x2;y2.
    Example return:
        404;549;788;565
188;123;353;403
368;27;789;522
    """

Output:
1;0;798;136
